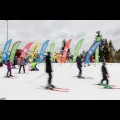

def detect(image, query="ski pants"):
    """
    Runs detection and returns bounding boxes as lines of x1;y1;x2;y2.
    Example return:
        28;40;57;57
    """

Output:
48;72;52;84
19;65;25;73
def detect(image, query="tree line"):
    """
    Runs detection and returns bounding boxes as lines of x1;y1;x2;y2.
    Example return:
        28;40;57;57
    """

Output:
60;31;120;63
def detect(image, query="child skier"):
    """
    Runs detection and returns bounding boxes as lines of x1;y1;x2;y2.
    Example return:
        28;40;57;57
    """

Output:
19;57;26;73
31;59;39;71
76;54;83;78
99;62;111;89
6;60;13;77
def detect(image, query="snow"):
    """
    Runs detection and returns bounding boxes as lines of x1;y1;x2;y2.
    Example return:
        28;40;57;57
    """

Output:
0;63;120;100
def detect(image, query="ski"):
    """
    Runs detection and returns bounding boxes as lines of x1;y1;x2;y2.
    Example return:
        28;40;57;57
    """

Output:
3;76;18;79
102;87;120;89
84;77;94;80
50;89;69;92
38;86;69;92
95;84;116;87
41;88;69;92
40;86;69;91
3;77;14;79
75;76;93;80
102;86;120;89
110;88;120;89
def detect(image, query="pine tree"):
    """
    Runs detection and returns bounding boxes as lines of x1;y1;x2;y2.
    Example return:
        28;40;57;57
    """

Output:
109;40;116;62
94;31;103;62
60;39;66;55
99;39;106;62
115;49;120;62
115;51;118;62
95;31;103;40
103;39;110;62
94;31;112;62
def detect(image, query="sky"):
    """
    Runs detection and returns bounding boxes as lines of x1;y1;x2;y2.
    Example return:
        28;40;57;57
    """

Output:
0;20;120;54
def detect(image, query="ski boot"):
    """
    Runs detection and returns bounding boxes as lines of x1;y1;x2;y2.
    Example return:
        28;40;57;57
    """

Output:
77;74;84;79
9;75;13;77
5;76;9;78
45;84;54;90
77;74;81;78
50;84;56;88
105;85;112;89
98;83;106;86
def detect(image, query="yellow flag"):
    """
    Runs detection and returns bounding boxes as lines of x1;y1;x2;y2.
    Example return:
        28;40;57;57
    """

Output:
29;42;40;62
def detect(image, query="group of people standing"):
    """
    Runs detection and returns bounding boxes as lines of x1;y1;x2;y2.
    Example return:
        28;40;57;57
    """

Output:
6;57;26;77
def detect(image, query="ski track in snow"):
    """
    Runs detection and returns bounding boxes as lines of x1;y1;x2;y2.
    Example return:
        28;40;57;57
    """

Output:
0;63;120;100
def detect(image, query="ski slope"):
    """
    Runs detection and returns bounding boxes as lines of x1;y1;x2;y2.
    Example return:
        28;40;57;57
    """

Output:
0;63;120;100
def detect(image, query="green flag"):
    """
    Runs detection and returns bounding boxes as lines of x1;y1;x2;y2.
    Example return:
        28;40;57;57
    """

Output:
95;47;99;63
50;43;55;62
73;39;84;63
95;37;101;63
96;37;101;41
10;41;21;63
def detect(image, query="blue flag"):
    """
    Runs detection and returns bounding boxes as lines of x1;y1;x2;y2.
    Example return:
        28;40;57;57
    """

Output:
84;41;103;64
2;39;12;63
39;40;49;63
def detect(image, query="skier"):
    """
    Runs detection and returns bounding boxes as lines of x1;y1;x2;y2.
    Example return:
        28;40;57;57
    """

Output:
45;52;55;89
6;59;13;77
76;54;83;78
99;62;110;89
31;59;39;71
19;57;26;73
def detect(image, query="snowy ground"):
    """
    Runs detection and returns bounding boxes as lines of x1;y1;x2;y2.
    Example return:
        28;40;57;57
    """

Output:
0;63;120;100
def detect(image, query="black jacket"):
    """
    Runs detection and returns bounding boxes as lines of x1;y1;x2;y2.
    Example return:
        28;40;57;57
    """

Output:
46;55;52;73
102;65;108;79
76;57;82;69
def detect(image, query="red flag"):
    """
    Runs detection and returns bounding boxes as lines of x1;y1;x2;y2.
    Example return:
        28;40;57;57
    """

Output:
18;42;33;63
62;39;72;63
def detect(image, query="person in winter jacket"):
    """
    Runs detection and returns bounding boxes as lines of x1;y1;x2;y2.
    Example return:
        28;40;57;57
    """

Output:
45;52;55;89
19;57;26;73
31;59;39;71
76;54;83;78
6;60;13;77
99;62;110;88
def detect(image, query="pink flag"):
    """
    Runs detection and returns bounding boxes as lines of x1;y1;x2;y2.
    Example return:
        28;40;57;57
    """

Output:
18;42;33;63
62;39;72;63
